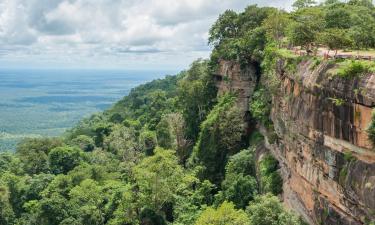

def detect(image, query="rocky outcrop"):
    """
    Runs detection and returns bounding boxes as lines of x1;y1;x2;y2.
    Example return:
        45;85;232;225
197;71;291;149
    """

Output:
267;60;375;225
214;60;259;132
215;59;375;225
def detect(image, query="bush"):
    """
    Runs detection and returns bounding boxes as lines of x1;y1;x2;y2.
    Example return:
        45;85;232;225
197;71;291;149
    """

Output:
195;201;250;225
337;60;375;79
259;154;283;195
48;147;84;174
71;135;95;152
250;88;272;125
246;194;304;225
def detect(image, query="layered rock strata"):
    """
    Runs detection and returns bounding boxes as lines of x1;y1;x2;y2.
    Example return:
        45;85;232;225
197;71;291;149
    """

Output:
215;59;375;225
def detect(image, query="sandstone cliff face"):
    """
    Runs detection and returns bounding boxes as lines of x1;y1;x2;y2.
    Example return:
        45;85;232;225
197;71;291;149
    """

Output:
268;60;375;225
215;59;375;225
214;60;259;131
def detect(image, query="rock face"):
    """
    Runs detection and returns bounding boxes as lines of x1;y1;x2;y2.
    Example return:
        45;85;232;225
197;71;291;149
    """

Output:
215;59;375;225
268;60;375;225
214;60;259;132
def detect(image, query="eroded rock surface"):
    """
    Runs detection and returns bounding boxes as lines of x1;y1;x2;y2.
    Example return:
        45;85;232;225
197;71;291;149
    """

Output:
214;60;259;132
215;59;375;225
268;60;375;225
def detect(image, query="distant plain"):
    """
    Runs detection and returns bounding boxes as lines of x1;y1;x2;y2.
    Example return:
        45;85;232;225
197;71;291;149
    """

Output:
0;69;172;151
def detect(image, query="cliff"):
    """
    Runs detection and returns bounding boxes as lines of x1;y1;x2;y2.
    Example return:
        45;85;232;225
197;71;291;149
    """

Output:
213;60;259;133
215;59;375;225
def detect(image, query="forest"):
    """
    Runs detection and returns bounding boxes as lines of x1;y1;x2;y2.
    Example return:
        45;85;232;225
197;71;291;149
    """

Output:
1;0;375;224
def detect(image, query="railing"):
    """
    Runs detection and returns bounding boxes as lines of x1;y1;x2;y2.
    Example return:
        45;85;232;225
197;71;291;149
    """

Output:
291;48;374;61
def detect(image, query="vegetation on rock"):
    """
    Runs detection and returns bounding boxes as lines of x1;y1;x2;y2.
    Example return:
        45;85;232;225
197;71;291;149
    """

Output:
3;0;375;224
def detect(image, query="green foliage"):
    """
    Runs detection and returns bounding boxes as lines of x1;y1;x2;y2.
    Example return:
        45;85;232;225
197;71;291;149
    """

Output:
195;201;250;225
209;10;239;47
325;6;352;29
336;60;375;79
259;154;283;195
367;110;375;147
103;124;140;159
318;28;353;51
16;138;64;175
329;98;345;106
225;149;257;177
133;148;184;215
0;185;15;225
292;0;317;9
250;87;272;125
215;149;258;209
48;146;84;174
287;8;325;51
216;174;258;209
246;193;304;225
177;59;217;140
262;11;291;45
5;3;368;225
139;130;157;155
173;178;215;225
70;135;95;152
209;5;277;65
190;94;245;184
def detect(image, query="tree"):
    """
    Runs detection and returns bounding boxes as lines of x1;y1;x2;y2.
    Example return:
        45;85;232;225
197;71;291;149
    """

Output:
71;135;95;152
69;179;105;225
36;193;71;225
16;138;64;175
156;117;174;149
259;154;283;195
349;10;375;49
173;179;215;225
0;185;15;225
246;194;303;225
133;148;184;214
25;173;55;201
215;149;258;209
318;28;353;56
190;94;245;184
0;152;22;175
225;149;256;177
209;10;239;47
325;7;352;29
262;11;291;46
238;27;268;63
216;174;258;209
48;146;84;174
0;172;28;217
139;130;157;155
348;0;374;8
178;59;217;140
287;8;325;52
103;124;141;160
167;113;192;165
105;182;138;225
195;201;250;225
324;0;340;5
292;0;317;10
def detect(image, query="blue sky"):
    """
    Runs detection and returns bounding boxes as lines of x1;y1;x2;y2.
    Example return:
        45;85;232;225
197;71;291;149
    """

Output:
0;0;295;70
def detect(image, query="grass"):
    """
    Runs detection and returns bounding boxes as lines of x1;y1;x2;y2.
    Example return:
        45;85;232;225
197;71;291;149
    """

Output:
329;98;345;106
276;48;300;59
335;60;375;79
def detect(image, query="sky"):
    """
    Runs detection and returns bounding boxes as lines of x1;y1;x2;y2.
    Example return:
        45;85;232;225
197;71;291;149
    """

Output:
0;0;295;70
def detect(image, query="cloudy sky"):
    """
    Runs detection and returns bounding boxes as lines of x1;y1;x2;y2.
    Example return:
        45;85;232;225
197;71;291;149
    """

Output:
0;0;294;70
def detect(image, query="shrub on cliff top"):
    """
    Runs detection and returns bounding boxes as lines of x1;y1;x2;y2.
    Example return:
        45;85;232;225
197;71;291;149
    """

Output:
336;60;375;79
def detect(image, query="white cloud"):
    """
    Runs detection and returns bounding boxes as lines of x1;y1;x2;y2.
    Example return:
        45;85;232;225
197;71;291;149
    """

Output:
0;0;294;69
